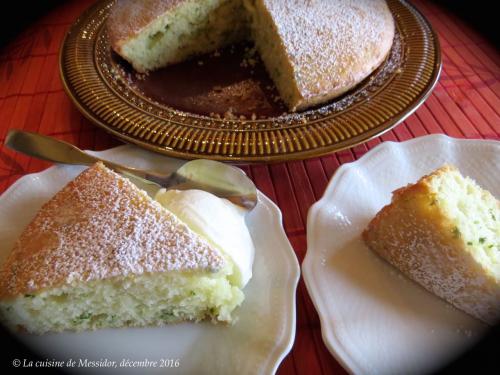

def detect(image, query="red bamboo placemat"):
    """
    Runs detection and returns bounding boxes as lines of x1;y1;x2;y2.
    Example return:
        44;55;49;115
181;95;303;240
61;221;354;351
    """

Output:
0;1;499;373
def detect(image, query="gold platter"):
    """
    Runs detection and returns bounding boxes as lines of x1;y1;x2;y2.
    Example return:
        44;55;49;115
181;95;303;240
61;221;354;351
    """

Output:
60;0;441;162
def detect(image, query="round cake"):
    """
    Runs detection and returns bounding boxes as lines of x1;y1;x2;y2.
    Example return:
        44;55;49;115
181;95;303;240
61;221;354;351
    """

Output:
108;0;395;111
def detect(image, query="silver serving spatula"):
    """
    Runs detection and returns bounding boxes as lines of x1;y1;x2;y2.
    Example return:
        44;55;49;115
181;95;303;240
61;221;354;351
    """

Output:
4;130;257;210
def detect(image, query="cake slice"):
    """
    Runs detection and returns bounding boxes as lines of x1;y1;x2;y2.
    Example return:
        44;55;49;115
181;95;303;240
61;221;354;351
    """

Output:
107;0;248;73
244;0;395;111
0;162;250;334
363;165;500;324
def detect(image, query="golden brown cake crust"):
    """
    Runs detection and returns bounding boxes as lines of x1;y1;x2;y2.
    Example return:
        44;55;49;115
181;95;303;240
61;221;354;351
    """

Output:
0;163;225;300
107;0;185;51
363;166;500;324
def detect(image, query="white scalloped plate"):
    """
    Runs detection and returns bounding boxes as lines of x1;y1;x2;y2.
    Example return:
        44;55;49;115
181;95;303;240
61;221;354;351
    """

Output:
303;135;499;375
0;145;300;374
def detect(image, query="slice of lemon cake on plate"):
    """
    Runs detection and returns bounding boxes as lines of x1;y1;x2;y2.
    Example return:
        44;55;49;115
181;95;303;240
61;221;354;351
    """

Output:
0;162;254;334
363;165;500;324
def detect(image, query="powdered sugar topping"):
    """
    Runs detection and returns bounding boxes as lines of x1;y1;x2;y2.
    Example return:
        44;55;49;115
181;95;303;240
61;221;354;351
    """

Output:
0;163;225;298
263;0;395;100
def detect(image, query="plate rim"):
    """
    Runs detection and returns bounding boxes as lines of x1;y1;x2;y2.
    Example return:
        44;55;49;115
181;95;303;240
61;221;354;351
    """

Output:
0;145;301;375
59;0;442;162
302;134;500;374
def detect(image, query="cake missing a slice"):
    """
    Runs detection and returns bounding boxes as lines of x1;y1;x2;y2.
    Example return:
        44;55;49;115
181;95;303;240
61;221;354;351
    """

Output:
107;0;395;111
0;162;254;334
363;165;500;324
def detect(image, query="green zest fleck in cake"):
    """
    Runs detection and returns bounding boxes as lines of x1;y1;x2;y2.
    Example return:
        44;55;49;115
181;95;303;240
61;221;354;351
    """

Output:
0;162;254;334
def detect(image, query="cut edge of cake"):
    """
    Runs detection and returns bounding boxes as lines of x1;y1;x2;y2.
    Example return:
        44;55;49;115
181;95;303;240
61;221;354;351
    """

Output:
108;0;248;73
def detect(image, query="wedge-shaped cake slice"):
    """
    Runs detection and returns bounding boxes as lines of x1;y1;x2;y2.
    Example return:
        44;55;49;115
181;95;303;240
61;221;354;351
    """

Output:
0;162;247;334
363;165;500;324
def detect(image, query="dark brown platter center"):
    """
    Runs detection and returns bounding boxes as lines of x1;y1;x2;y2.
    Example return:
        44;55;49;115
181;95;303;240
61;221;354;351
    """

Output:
112;42;288;119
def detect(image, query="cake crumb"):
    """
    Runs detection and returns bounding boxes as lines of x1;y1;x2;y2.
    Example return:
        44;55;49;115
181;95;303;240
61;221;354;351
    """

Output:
223;108;237;120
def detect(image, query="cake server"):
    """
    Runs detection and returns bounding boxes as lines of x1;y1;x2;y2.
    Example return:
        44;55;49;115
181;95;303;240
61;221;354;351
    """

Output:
5;130;257;210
